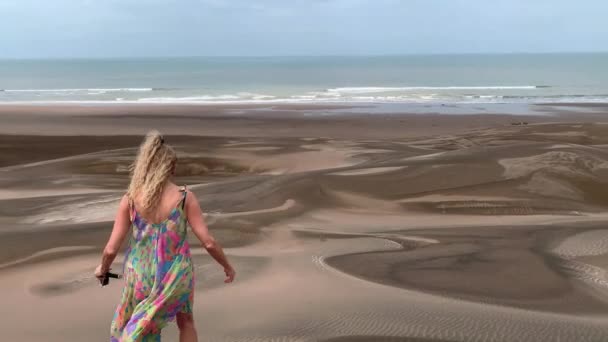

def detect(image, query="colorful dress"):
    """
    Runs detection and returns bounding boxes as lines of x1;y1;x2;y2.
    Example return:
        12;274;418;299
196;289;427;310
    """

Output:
111;187;194;342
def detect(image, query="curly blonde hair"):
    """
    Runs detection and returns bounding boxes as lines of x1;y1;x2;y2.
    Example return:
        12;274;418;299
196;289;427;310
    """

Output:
127;130;177;213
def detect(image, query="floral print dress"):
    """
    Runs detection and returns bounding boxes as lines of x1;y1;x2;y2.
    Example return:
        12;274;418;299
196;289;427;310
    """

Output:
111;187;194;341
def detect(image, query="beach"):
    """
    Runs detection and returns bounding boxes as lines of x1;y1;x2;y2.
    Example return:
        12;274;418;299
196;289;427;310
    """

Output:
1;102;608;341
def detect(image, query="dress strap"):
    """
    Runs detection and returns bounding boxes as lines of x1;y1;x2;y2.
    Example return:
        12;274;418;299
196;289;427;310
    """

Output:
181;185;188;210
126;195;135;222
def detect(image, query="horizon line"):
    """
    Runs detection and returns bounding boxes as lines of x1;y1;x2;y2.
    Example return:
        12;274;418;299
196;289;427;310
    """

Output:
1;50;607;61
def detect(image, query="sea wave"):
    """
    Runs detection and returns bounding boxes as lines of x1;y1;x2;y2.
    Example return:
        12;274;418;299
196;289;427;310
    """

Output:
136;92;276;103
128;94;608;104
325;86;544;94
2;86;608;104
3;95;608;105
2;88;154;93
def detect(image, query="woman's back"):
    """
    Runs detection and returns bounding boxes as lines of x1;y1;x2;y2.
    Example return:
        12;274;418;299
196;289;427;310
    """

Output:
132;183;186;224
112;184;194;340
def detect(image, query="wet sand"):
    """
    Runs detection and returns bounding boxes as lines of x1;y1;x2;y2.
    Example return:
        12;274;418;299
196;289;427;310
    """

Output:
1;103;608;341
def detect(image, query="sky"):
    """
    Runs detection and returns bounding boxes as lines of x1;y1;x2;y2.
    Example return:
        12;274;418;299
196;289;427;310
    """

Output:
1;0;607;58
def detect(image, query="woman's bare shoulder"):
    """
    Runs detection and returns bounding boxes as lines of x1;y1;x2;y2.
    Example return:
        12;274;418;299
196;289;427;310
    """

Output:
184;188;197;199
118;194;131;211
183;188;200;208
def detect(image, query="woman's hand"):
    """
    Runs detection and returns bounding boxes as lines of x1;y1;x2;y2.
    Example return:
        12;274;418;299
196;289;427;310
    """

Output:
224;266;236;283
94;264;108;280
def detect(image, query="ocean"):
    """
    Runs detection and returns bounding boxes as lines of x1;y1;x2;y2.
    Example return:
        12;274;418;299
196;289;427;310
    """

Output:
1;53;607;104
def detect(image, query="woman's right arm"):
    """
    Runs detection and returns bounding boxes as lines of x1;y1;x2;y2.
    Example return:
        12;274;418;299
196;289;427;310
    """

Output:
185;190;235;283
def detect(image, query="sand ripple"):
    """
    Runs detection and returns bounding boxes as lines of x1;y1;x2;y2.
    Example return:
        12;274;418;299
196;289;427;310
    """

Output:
553;229;608;257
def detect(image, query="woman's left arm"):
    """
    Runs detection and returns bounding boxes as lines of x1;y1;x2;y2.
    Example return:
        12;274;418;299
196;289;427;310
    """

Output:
95;195;131;278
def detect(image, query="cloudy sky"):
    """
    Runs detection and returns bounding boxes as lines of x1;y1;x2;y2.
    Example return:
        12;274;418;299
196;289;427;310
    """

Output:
1;0;607;58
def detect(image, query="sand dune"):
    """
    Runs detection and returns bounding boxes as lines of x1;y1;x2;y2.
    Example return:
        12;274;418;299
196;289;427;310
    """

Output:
1;105;608;341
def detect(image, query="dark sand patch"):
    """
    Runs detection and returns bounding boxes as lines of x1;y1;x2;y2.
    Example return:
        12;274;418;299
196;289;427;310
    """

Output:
326;224;608;314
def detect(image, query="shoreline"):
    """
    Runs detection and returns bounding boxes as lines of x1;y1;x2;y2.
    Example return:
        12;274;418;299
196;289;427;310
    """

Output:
1;102;607;138
1;100;607;110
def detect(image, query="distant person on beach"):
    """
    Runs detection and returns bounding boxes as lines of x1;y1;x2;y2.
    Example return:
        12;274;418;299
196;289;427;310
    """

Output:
94;131;236;341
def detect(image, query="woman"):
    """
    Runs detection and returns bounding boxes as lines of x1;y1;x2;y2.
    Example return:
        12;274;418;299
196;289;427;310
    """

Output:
94;131;236;342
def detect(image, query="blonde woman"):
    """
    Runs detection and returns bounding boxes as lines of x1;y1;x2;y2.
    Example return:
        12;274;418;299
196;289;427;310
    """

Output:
94;131;235;342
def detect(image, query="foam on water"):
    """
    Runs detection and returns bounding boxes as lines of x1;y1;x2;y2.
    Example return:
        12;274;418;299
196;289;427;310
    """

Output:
326;86;542;93
3;88;608;104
